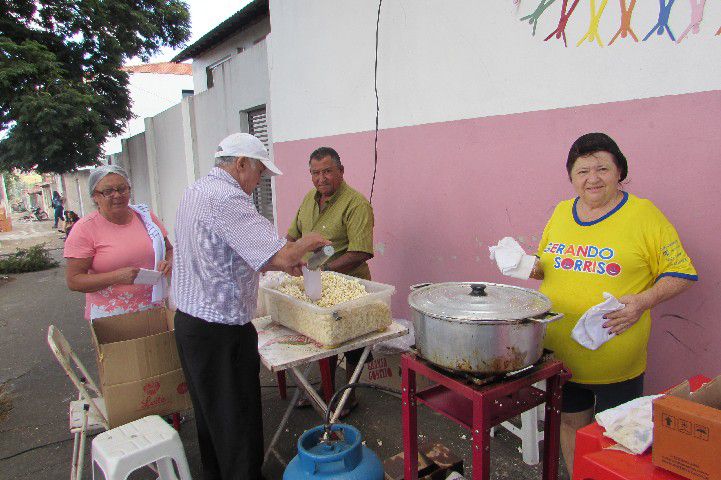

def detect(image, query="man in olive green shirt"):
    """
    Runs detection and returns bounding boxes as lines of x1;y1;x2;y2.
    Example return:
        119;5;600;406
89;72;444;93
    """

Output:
286;147;374;279
287;146;374;415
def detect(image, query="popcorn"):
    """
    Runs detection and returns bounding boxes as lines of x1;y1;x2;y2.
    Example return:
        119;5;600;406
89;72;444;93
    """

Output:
276;272;368;307
267;272;392;347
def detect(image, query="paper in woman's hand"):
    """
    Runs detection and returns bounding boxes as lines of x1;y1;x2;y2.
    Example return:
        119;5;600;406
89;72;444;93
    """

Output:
133;268;163;285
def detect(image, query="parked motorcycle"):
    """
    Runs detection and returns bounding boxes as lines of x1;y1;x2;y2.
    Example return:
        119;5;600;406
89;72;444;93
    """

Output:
32;207;49;221
20;207;49;221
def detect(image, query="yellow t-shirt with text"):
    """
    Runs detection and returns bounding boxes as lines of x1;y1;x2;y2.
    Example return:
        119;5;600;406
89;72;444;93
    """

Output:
537;192;697;384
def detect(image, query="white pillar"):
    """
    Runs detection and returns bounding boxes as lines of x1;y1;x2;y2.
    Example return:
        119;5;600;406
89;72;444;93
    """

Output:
144;117;162;219
180;96;200;185
0;173;9;215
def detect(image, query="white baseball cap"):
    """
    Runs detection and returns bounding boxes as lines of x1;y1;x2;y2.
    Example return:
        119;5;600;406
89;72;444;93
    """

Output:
214;133;282;176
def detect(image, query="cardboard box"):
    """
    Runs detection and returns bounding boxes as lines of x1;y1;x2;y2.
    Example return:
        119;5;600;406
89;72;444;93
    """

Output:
383;439;464;480
652;376;721;480
91;307;191;427
341;353;434;392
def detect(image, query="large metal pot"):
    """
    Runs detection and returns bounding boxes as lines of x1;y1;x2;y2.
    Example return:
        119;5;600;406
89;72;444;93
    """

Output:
408;282;562;375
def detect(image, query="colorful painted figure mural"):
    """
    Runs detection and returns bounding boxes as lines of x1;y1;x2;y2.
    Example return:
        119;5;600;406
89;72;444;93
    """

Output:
643;0;677;41
577;0;610;46
544;0;581;46
608;0;639;44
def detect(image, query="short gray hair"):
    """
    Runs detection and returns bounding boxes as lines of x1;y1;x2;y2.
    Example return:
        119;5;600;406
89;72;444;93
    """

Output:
88;165;131;195
214;155;259;169
214;155;237;167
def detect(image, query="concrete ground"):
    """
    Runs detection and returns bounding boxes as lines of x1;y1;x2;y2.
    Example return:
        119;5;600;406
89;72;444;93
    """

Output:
0;213;66;256
0;225;570;479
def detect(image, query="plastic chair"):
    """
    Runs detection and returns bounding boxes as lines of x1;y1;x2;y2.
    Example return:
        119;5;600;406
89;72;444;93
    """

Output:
91;415;191;479
490;381;546;465
47;325;110;480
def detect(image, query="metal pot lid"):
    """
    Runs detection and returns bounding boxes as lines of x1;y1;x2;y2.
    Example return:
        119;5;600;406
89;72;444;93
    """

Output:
408;282;551;322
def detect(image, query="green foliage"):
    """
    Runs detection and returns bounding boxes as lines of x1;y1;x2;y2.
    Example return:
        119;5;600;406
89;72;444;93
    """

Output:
0;243;59;273
0;0;191;173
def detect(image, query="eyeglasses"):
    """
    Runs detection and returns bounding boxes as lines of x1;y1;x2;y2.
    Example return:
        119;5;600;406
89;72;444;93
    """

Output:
95;185;131;198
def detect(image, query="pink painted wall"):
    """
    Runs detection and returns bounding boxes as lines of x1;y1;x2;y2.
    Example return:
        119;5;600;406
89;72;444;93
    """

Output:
273;91;721;393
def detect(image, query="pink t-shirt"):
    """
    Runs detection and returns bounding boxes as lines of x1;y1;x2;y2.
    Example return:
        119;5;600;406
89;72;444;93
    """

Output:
64;210;168;320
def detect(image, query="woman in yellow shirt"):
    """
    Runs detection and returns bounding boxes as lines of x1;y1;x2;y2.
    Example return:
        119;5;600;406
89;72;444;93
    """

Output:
530;133;697;473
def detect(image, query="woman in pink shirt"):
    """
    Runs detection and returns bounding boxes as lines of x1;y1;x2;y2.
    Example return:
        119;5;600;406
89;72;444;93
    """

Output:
64;166;173;320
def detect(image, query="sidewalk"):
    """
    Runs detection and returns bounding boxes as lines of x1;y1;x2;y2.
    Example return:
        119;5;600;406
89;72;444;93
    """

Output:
0;213;65;256
0;256;568;479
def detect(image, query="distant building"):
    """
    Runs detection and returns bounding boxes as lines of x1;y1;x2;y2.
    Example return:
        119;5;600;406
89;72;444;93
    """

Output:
172;0;269;95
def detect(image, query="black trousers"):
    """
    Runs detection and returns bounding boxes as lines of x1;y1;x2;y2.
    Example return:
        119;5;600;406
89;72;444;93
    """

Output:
174;311;264;480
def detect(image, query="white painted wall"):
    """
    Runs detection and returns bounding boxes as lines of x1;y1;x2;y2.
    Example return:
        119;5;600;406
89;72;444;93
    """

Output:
124;133;151;207
269;0;721;143
193;40;271;174
103;72;193;155
144;104;189;237
61;170;92;217
105;37;271;239
190;17;271;94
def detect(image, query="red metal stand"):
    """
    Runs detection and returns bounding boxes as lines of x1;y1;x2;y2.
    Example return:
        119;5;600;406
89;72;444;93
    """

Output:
402;353;569;480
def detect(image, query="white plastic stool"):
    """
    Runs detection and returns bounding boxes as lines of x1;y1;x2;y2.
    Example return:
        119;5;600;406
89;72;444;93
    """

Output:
91;415;191;480
490;381;546;465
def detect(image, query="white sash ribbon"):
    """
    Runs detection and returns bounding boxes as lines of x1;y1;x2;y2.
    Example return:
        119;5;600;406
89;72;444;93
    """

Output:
129;204;167;303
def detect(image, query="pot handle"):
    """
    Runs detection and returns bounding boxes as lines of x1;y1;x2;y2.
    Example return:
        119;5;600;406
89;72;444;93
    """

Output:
410;283;433;291
528;311;564;324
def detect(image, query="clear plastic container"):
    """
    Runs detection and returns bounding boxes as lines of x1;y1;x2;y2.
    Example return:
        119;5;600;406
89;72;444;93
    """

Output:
260;272;395;347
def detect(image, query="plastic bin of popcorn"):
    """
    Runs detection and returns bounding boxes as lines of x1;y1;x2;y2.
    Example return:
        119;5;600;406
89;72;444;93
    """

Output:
260;272;395;348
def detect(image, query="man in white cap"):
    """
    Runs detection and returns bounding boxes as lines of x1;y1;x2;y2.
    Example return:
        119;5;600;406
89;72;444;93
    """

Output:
172;133;329;480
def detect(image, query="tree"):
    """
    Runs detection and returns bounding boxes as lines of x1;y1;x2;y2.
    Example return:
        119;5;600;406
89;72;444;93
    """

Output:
0;1;191;173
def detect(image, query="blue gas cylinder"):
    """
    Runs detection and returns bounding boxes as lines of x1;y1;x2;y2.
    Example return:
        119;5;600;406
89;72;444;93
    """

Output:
283;424;384;480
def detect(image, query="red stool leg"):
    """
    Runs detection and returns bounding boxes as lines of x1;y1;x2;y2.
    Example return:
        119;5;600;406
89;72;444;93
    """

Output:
277;371;287;400
172;413;180;431
402;355;418;480
319;356;336;403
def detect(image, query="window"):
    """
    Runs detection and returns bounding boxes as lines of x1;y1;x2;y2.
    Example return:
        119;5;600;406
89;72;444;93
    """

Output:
205;55;231;89
247;107;274;223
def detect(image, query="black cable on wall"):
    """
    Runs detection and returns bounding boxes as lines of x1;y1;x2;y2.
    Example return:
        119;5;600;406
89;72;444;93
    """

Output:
370;0;383;204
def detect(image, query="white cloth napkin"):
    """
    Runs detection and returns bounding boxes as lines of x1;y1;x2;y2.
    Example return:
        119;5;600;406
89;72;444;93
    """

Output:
571;292;625;350
595;395;663;454
488;237;536;279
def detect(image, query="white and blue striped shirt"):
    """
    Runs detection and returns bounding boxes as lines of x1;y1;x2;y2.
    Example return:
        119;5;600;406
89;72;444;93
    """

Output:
172;167;286;325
